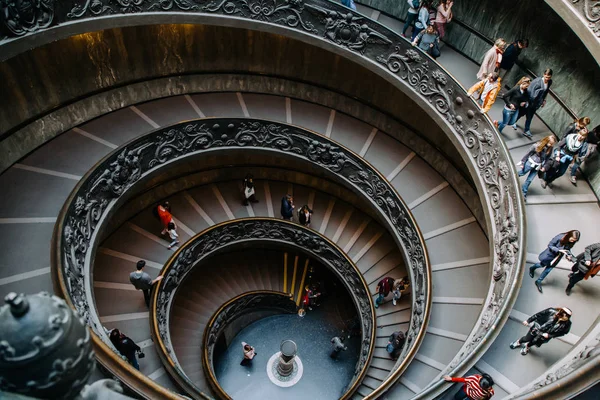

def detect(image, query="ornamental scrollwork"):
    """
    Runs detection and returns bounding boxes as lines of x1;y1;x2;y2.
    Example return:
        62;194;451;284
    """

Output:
571;0;600;37
0;0;54;36
152;219;375;392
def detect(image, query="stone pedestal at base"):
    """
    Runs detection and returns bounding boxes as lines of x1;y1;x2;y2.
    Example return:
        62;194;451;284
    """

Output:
266;340;303;387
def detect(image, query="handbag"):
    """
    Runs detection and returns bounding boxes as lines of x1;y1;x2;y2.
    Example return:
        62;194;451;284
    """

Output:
244;186;255;199
428;42;441;59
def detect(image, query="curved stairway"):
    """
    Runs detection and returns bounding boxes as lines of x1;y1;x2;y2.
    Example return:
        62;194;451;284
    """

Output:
0;90;491;398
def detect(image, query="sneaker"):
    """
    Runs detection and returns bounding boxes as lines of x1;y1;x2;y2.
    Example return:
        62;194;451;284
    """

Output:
523;196;527;204
523;130;533;138
393;299;397;306
521;346;529;355
529;266;535;278
540;180;547;189
512;124;518;130
535;280;543;293
509;340;521;349
570;176;577;185
374;303;379;309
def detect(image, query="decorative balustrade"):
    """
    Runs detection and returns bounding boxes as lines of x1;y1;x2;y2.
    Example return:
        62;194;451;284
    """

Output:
148;219;374;399
41;0;526;397
52;117;430;398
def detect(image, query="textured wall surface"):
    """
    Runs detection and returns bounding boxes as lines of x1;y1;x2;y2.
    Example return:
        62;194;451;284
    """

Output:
360;0;600;196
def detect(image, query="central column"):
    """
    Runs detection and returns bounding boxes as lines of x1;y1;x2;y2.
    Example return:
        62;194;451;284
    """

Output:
277;340;297;377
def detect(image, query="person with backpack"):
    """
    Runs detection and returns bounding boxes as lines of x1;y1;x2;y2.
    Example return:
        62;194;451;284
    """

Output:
541;127;588;188
411;1;431;41
402;0;421;38
374;276;396;308
109;329;143;370
386;331;405;360
566;242;600;295
443;373;495;400
330;336;348;358
509;307;572;355
129;260;163;307
412;24;441;59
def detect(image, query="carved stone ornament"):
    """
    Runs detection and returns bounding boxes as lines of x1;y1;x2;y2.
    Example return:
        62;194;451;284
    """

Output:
0;0;54;36
571;0;600;37
0;292;94;400
152;219;375;394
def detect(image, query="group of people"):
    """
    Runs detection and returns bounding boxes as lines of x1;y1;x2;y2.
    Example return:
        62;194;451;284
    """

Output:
403;1;454;59
375;276;410;308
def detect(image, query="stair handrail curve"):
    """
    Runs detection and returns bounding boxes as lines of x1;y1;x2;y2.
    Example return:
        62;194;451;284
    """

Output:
148;218;375;399
201;291;298;399
51;117;431;398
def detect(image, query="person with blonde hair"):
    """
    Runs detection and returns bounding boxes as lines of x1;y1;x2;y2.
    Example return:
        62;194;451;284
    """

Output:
541;129;588;188
476;38;506;80
516;68;553;137
467;72;501;113
516;134;556;201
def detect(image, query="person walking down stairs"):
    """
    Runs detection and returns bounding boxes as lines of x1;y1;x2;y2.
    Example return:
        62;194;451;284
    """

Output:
109;329;143;370
566;242;600;295
529;230;579;293
443;373;495;400
298;205;313;227
386;331;406;361
374;276;396;308
509;307;572;355
281;194;295;221
242;173;259;205
129;260;163;307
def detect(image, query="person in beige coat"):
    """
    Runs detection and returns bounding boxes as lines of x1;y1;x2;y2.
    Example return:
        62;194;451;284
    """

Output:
477;39;506;80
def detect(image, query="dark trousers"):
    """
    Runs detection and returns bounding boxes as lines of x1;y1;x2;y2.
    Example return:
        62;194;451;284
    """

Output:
520;330;544;347
517;106;537;132
143;289;150;307
454;387;470;400
567;269;586;290
402;12;418;35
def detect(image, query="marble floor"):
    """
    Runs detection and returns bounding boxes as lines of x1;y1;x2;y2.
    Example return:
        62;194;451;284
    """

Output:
214;302;362;399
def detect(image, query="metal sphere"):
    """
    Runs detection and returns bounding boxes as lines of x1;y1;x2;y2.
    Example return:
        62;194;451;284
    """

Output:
0;292;95;399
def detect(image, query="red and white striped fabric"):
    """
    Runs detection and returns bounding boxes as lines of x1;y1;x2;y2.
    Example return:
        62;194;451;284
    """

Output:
450;375;495;400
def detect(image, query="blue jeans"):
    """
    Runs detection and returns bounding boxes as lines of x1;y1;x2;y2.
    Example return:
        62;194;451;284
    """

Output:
517;106;537;133
403;12;418;35
498;107;518;132
127;353;140;370
454;387;469;400
531;262;554;283
375;293;385;307
571;159;581;177
519;160;538;197
411;26;424;41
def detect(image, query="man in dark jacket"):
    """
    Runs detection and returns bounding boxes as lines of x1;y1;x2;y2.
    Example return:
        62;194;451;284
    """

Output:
566;242;600;295
281;194;294;221
509;307;572;355
517;69;553;138
499;39;528;77
387;331;406;360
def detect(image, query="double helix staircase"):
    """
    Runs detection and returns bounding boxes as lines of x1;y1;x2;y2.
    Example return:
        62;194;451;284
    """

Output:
0;3;598;399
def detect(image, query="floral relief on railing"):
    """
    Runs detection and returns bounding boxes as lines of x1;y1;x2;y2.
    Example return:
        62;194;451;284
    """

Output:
571;0;600;37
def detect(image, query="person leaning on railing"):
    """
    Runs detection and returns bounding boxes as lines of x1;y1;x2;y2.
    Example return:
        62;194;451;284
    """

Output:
443;373;495;400
509;307;572;355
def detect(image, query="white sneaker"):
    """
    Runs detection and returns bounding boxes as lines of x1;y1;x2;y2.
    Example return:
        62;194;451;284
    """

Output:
512;124;518;130
392;299;397;306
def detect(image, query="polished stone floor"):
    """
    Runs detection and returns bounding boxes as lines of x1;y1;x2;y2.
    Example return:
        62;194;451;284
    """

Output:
214;304;361;399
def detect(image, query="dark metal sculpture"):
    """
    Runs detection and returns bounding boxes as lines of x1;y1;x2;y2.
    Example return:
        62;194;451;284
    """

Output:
0;292;132;400
151;219;375;398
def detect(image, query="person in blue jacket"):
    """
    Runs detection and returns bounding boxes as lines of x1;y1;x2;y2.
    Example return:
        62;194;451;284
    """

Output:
529;230;580;293
281;194;295;221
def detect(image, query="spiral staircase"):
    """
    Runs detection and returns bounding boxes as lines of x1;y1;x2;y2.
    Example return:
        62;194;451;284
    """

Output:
0;1;599;399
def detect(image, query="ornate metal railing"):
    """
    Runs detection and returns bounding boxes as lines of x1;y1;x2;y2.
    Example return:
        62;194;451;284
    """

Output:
52;117;431;398
150;219;375;399
40;1;526;397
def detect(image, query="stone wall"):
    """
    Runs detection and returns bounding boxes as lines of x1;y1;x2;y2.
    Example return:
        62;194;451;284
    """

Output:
359;0;600;197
